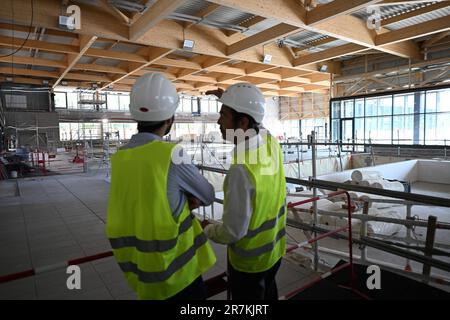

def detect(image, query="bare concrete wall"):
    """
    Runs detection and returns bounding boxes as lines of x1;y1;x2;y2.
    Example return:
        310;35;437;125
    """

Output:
417;160;450;184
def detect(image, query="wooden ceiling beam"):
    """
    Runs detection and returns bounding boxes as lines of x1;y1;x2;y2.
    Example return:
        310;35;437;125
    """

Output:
53;35;97;88
130;0;187;41
98;47;173;90
376;15;450;46
185;3;221;29
381;2;450;26
307;0;383;25
227;23;300;55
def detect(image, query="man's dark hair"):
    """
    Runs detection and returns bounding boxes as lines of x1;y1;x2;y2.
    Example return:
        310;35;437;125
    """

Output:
137;115;175;134
137;121;166;133
229;108;260;134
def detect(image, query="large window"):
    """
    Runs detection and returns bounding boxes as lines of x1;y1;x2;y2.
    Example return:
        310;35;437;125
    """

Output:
59;122;102;141
104;122;136;140
54;87;221;116
393;115;414;144
107;92;129;111
342;100;353;118
54;92;67;109
427;89;450;113
60;122;137;141
394;93;414;115
173;123;203;140
330;86;450;145
365;96;391;116
67;92;78;109
354;118;364;142
118;95;130;110
425;113;450;145
282;120;300;139
180;97;193;113
301;118;328;140
355;99;364;117
364;116;392;143
199;98;219;113
281;118;329;140
107;94;120;111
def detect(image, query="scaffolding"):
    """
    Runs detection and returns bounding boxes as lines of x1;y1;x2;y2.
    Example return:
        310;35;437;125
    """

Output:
77;91;107;111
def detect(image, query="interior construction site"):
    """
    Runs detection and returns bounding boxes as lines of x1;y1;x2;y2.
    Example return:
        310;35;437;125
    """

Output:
1;0;450;300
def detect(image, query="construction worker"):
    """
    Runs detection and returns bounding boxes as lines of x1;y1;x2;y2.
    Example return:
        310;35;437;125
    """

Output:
203;83;287;300
106;73;217;300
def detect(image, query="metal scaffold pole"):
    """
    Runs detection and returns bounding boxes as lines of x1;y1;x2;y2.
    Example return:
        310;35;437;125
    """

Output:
201;139;206;220
310;131;319;272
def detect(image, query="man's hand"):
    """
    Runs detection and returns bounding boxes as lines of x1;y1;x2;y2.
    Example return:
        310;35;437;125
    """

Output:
188;196;201;210
201;219;212;229
205;88;224;99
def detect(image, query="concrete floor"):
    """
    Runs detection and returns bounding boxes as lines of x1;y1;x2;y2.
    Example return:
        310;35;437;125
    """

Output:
1;166;448;299
0;173;316;300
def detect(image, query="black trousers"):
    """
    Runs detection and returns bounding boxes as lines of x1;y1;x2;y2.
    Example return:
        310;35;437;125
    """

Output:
167;276;207;300
229;259;282;300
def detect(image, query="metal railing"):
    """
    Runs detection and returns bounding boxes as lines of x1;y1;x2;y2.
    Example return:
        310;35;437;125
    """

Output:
198;164;450;285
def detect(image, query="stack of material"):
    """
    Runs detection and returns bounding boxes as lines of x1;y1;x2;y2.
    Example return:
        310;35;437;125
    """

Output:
370;180;405;191
351;170;382;182
289;169;407;236
367;208;402;235
313;202;402;236
350;170;405;191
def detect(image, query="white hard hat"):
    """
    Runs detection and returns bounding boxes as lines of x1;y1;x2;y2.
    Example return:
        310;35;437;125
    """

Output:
218;82;265;123
129;73;179;122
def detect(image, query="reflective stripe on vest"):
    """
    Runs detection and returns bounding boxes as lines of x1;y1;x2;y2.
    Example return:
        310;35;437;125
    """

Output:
240;206;285;240
109;214;194;253
118;232;208;283
230;206;286;258
230;228;286;258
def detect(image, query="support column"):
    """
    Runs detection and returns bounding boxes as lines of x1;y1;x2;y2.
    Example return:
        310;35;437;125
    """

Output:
413;92;421;144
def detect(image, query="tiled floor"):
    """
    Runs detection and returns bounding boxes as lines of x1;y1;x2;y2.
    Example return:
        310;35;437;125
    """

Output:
0;173;316;300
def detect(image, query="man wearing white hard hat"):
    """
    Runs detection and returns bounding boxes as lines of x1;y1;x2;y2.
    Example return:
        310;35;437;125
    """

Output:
106;73;216;300
203;83;287;300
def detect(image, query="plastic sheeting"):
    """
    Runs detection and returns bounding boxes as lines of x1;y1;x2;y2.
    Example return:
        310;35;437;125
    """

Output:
283;155;352;179
370;180;405;192
288;198;403;237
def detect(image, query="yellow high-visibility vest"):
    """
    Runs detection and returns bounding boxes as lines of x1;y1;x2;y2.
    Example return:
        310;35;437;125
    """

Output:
226;133;287;273
106;140;216;299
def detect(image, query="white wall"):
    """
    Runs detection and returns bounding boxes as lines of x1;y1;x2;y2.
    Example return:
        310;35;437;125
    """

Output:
417;160;450;184
317;160;419;183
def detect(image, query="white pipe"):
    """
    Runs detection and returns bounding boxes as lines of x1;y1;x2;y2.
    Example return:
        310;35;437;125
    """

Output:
351;170;382;182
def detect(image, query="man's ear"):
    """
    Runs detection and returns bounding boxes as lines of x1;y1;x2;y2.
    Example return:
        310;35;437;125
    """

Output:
166;116;175;126
239;116;250;130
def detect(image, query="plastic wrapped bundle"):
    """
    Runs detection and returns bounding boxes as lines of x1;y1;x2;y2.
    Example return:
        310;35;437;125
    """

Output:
370;182;384;189
359;195;372;208
368;209;402;236
351;170;382;182
359;178;384;187
385;181;405;192
370;180;405;192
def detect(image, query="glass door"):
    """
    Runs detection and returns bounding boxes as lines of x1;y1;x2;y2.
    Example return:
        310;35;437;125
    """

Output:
340;118;354;151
